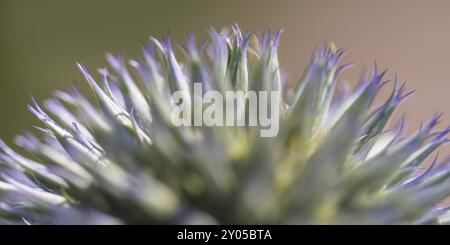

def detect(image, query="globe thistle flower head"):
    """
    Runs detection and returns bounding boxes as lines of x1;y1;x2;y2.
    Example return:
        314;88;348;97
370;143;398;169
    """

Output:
1;25;450;224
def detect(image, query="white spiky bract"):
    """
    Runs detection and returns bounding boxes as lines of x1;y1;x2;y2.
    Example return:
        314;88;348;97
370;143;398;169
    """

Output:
1;25;450;224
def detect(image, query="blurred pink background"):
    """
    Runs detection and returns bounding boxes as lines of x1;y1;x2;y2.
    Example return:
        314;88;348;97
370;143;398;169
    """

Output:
1;0;449;156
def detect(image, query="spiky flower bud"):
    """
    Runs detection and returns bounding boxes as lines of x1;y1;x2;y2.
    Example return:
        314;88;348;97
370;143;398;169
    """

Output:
1;25;449;225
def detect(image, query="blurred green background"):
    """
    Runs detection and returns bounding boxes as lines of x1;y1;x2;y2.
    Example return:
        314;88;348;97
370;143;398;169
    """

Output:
1;0;450;150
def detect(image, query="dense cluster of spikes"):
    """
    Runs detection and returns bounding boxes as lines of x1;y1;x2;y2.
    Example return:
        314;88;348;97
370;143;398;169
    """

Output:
1;25;450;224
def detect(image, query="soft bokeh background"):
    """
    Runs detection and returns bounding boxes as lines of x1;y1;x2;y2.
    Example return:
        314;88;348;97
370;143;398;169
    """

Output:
1;0;449;155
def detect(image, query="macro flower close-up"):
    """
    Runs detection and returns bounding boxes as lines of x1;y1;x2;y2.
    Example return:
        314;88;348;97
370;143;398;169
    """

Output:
1;0;450;229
